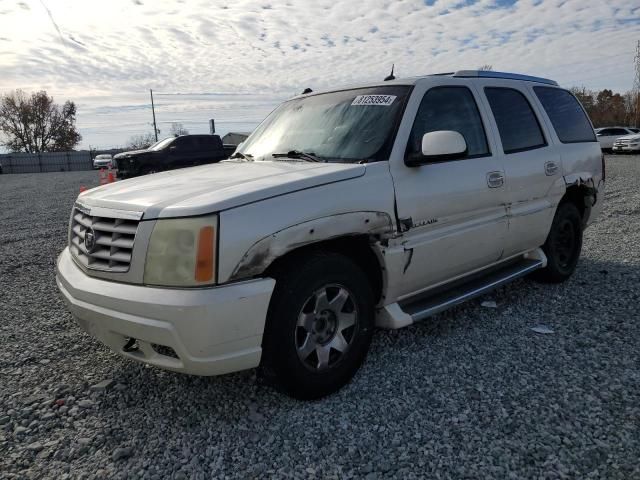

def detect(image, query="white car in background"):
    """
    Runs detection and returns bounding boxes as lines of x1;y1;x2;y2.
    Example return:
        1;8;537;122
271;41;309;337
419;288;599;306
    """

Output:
612;133;640;153
595;127;640;151
93;154;113;169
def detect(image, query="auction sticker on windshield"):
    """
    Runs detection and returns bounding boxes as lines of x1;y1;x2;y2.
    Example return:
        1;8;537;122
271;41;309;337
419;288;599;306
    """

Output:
351;95;396;106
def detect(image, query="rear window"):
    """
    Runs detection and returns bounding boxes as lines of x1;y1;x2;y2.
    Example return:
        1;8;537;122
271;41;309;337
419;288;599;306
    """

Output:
534;87;596;143
485;87;546;154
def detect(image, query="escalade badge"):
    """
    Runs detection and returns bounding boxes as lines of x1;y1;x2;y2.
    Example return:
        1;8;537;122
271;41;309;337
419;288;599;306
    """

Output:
85;228;97;253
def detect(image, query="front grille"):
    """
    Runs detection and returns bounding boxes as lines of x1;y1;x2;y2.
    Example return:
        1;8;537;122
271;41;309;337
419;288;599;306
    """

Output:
614;139;630;146
69;207;139;272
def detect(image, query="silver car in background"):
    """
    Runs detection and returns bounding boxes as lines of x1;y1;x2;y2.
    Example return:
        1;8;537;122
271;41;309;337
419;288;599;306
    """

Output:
92;154;113;169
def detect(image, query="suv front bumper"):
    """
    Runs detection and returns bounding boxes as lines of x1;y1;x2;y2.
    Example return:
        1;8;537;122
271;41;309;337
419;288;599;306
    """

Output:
56;247;275;376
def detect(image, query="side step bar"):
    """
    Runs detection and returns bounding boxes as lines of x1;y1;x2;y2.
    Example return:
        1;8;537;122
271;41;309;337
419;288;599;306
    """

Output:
399;258;544;323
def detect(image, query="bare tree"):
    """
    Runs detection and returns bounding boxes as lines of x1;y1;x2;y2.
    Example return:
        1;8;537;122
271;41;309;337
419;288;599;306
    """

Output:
169;122;189;136
0;90;81;152
478;64;493;71
126;133;157;150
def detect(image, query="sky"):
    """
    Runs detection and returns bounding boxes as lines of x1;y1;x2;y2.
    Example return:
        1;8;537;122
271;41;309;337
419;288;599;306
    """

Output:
0;0;639;149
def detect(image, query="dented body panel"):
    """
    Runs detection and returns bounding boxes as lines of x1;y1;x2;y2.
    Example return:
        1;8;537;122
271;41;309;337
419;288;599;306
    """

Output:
217;162;398;284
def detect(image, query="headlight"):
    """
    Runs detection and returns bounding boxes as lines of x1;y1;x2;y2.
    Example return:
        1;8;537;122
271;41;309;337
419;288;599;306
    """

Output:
144;214;218;287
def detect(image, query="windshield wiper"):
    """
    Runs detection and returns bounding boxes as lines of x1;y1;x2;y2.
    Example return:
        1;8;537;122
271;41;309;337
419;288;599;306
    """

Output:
272;150;323;162
229;152;253;161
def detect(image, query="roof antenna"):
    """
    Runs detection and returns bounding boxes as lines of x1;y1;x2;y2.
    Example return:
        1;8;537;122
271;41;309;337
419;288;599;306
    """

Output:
384;64;395;81
301;87;313;94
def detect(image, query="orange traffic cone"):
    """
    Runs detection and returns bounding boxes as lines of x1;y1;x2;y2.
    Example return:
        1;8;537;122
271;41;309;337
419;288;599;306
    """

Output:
99;168;107;185
79;185;87;193
107;166;116;183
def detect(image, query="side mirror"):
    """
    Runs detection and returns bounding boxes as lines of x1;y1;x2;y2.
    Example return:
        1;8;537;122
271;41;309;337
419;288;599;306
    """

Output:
406;130;467;166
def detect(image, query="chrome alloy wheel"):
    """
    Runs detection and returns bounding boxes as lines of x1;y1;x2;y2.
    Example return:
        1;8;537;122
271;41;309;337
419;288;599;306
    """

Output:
295;284;359;371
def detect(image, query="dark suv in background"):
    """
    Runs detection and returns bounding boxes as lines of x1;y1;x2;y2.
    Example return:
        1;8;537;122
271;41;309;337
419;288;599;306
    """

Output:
113;134;236;178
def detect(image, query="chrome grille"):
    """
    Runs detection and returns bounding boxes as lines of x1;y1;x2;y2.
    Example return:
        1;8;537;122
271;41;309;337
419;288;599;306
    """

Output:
69;207;139;272
614;139;630;145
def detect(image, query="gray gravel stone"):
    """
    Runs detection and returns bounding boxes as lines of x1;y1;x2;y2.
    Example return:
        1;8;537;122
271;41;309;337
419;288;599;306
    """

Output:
112;447;134;461
1;161;640;479
77;399;94;409
90;379;115;391
26;442;44;452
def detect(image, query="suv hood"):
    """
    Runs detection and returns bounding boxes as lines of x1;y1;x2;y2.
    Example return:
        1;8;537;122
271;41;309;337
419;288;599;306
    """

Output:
114;149;149;158
77;160;365;219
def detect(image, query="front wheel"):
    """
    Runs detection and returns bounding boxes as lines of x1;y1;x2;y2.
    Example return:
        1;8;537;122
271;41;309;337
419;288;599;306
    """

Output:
532;202;583;283
261;252;374;399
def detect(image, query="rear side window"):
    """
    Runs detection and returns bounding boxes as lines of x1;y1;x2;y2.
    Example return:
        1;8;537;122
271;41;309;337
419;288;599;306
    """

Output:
534;87;596;143
407;86;490;159
609;128;629;136
485;87;546;154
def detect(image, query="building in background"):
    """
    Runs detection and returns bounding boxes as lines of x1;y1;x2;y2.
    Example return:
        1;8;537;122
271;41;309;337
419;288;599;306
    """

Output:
222;132;251;146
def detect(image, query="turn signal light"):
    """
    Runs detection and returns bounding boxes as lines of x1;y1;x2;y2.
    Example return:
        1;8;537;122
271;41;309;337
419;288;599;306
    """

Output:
195;226;215;282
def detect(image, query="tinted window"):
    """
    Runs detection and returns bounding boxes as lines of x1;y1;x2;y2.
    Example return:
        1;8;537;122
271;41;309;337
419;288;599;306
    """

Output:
485;87;546;154
407;86;489;159
533;87;596;143
597;129;612;135
610;128;628;135
174;136;195;150
630;128;640;133
195;136;222;150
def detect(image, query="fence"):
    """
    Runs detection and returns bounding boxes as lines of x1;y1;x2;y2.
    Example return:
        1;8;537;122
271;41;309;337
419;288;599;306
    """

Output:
0;150;124;174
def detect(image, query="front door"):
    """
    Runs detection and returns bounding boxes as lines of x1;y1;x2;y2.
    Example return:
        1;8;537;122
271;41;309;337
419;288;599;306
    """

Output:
390;83;508;296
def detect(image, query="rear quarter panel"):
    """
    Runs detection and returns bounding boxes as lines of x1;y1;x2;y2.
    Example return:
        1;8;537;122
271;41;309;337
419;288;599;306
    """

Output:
527;86;604;225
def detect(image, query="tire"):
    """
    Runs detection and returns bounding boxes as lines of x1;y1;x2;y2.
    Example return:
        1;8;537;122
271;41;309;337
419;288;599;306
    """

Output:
532;202;583;283
261;252;374;400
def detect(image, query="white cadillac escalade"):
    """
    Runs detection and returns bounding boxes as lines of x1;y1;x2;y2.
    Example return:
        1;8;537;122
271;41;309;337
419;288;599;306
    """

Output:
56;70;604;399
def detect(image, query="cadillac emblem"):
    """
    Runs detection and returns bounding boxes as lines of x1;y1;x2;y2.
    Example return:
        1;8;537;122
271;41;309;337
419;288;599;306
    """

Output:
84;227;97;253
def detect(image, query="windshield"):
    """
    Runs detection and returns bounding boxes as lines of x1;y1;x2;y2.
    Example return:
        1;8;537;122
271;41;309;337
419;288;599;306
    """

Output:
149;137;175;151
239;86;411;163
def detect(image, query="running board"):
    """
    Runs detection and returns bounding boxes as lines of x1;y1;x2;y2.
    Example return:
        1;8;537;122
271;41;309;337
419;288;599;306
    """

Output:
399;258;544;323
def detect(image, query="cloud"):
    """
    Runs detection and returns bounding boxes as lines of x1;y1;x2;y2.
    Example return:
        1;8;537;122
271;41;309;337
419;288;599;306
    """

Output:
0;0;637;147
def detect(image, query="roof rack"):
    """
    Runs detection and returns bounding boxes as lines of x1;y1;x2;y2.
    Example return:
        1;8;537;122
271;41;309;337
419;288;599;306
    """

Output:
452;70;558;86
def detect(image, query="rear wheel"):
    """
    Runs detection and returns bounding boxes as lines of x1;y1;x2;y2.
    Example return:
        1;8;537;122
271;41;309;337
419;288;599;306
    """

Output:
261;252;374;399
532;202;583;283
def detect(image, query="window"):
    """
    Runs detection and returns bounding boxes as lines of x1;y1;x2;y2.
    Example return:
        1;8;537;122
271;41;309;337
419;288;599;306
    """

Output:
630;128;640;134
196;136;222;150
485;87;546;154
406;86;489;159
240;86;412;162
533;87;596;143
610;128;629;136
174;136;194;151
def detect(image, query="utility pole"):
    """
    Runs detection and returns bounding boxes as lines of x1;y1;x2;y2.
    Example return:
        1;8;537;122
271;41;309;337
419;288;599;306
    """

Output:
150;89;158;142
633;40;640;128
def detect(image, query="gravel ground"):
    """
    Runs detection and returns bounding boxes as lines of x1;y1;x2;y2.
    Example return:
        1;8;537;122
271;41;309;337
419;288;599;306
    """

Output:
1;156;639;480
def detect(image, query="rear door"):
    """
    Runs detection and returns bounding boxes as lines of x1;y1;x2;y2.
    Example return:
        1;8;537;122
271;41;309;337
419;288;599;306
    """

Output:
478;82;564;256
389;80;508;295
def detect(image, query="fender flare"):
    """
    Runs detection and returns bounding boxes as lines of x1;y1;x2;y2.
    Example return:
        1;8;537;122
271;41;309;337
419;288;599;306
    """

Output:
228;211;394;281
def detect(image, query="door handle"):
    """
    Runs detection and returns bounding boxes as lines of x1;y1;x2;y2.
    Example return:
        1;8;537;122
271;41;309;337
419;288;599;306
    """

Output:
545;161;559;176
487;171;504;188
